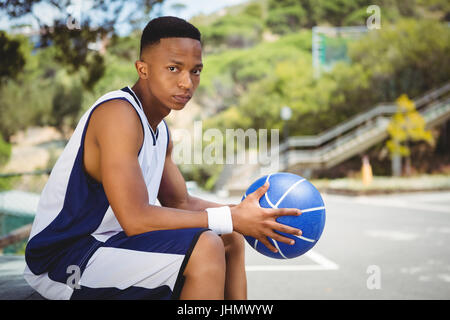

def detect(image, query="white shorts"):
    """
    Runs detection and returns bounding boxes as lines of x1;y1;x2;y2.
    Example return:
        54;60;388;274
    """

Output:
24;228;209;300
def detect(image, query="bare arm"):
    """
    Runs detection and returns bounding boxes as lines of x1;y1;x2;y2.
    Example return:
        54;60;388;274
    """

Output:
91;102;301;252
158;137;233;211
92;100;208;236
157;128;302;252
186;195;237;211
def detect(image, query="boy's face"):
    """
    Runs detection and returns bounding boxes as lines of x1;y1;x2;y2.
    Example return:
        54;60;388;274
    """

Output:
136;37;203;111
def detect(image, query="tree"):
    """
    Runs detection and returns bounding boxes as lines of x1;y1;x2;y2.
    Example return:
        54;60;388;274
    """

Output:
266;4;306;34
198;13;264;51
0;134;11;167
386;94;434;176
50;82;83;138
0;31;26;164
349;19;450;102
0;31;25;85
313;0;372;26
0;0;165;90
321;18;450;129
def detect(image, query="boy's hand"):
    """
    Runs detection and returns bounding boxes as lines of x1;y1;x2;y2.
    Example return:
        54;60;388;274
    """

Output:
231;181;302;253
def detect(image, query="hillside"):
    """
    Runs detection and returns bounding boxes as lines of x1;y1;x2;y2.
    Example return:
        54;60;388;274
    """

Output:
0;0;449;190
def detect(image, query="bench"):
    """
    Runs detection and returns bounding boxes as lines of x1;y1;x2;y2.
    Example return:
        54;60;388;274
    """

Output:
0;255;45;300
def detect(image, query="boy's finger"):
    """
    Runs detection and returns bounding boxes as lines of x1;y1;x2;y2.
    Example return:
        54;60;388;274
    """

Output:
249;181;269;200
270;221;302;236
268;231;296;246
259;237;278;253
270;207;301;217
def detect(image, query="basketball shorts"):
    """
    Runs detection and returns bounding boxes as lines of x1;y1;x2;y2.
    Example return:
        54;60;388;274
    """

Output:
68;227;209;300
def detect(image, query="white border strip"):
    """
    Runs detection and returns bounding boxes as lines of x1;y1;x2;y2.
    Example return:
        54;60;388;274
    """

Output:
245;250;339;272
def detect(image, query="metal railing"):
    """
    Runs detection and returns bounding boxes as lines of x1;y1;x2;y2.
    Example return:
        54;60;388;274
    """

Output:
220;83;450;192
279;82;450;151
282;98;450;169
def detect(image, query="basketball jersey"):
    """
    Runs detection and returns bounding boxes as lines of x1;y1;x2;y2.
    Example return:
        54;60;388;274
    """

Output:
24;86;169;291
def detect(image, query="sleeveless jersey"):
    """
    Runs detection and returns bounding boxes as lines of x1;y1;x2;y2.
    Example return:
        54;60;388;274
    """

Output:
24;86;169;281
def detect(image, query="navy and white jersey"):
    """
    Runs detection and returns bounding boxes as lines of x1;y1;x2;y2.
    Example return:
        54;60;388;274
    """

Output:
23;86;177;299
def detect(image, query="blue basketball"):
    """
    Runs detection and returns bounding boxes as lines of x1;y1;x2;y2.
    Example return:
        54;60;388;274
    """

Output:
242;172;326;259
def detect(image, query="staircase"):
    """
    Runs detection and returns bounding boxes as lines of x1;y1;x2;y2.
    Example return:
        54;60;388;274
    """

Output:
218;83;450;196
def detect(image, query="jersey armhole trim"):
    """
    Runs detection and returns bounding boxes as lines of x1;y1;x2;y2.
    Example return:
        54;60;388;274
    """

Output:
162;119;170;152
81;97;146;184
121;86;157;146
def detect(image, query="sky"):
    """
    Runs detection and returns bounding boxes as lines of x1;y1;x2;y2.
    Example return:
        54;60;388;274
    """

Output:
0;0;249;34
160;0;248;19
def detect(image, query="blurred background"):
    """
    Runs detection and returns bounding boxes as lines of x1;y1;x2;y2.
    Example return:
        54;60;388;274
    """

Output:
0;0;449;300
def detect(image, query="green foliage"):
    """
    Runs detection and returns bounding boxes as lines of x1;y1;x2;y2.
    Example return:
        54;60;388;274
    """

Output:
0;27;112;139
312;0;373;26
50;82;83;135
81;53;137;112
266;0;373;30
203;18;449;143
0;79;52;140
1;0;449;189
349;18;450;102
42;23;106;91
178;162;223;191
0;31;25;84
198;30;311;110
0;28;138;141
1;0;165;94
320;62;373;125
199;13;264;50
0;33;55;140
264;0;450;32
0;134;11;166
0;176;16;191
243;2;264;18
0;132;14;190
266;5;306;34
108;32;140;61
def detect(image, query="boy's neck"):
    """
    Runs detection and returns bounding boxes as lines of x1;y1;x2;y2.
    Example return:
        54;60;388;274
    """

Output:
131;81;171;132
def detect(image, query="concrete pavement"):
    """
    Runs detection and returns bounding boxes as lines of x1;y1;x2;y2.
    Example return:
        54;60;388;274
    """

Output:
1;190;449;300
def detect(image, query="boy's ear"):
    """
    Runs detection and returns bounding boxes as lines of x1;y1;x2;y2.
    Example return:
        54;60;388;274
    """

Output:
135;60;149;79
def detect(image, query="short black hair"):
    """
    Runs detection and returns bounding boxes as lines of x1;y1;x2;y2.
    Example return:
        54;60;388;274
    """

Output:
140;16;201;57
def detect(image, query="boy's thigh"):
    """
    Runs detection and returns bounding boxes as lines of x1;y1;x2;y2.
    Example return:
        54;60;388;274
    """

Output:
71;228;209;300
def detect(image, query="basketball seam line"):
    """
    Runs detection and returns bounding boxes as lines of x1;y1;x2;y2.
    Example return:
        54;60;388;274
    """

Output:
264;174;276;208
274;178;306;208
294;235;316;243
301;206;325;213
271;238;288;259
267;176;307;259
244;175;322;258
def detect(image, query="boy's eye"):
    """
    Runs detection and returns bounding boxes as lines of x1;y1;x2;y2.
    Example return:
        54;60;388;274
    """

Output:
168;66;202;75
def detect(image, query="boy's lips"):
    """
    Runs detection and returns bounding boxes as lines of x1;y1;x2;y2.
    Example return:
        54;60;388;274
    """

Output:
172;95;191;104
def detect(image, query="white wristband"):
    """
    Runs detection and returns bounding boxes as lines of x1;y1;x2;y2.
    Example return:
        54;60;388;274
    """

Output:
206;206;233;235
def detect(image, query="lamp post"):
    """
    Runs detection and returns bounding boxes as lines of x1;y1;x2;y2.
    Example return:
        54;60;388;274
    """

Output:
280;106;292;171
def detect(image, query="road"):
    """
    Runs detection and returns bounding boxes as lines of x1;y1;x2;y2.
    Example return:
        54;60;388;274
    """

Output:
1;190;449;300
198;190;450;300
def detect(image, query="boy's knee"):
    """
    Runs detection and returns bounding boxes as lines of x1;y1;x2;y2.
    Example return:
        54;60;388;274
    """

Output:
185;230;226;277
197;231;226;260
222;232;245;256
